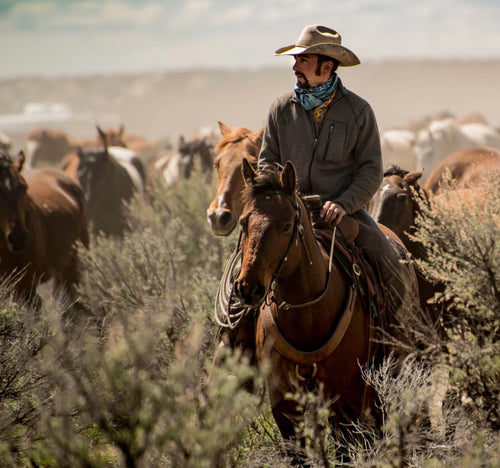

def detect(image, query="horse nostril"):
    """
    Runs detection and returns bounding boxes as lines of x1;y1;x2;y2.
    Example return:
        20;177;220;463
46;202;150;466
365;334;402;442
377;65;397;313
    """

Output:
7;230;28;252
252;284;266;303
219;210;233;225
234;280;266;307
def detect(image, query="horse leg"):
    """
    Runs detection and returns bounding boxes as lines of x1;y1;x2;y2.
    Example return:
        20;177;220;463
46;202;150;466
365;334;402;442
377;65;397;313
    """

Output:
271;398;312;465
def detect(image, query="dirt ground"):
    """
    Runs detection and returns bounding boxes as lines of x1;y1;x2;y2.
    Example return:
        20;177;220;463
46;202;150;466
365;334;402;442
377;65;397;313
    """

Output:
1;60;499;151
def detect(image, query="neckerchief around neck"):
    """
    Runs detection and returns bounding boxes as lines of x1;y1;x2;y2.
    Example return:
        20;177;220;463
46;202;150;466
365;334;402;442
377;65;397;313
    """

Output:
313;88;337;124
295;74;339;111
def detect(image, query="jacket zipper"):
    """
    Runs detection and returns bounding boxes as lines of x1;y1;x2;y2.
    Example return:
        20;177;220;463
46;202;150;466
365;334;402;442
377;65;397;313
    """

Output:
307;115;326;195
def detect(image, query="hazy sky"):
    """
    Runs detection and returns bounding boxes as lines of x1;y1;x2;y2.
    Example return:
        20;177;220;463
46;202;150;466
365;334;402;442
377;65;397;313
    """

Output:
1;0;499;78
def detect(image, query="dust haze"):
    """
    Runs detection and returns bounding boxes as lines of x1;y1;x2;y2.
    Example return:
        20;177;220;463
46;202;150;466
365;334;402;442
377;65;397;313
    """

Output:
1;60;499;152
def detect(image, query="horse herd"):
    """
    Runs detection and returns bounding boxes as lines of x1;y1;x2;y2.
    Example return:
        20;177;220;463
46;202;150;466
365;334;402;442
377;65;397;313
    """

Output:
0;124;215;308
206;122;500;451
1;116;499;455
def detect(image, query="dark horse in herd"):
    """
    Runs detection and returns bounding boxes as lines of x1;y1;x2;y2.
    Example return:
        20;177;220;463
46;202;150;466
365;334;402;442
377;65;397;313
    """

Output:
368;146;500;315
0;150;89;307
212;144;419;455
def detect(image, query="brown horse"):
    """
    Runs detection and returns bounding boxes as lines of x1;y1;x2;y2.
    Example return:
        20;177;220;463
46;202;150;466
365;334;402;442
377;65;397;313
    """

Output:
424;146;500;195
367;165;438;313
25;128;81;168
369;152;500;313
0;150;89;306
234;159;417;445
206;122;264;236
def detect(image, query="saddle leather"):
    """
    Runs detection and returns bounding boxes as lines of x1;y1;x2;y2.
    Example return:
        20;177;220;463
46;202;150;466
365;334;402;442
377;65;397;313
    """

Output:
314;227;389;314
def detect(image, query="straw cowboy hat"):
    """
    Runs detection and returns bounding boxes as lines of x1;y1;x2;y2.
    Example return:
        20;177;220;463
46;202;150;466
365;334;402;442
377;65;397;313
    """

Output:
275;25;360;67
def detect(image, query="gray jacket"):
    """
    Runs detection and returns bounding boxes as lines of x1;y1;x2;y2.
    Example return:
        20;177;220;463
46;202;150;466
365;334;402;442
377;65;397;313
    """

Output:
258;78;382;215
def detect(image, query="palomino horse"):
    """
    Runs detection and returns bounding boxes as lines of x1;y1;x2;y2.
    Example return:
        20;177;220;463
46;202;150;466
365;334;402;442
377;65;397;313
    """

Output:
423;146;500;195
206;122;264;236
0;150;89;306
234;159;417;444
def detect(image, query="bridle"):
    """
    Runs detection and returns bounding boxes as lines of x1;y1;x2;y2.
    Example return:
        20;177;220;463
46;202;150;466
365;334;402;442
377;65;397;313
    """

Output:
244;192;338;310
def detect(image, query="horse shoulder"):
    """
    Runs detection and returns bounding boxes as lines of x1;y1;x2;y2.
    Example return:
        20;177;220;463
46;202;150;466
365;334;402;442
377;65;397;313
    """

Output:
21;169;88;267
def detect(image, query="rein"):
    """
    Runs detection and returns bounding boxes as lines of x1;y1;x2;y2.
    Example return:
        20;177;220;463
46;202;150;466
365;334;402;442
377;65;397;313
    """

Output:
266;196;337;310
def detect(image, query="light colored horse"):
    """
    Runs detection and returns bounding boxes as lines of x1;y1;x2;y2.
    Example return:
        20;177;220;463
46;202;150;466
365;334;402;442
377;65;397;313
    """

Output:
414;119;500;182
380;128;416;170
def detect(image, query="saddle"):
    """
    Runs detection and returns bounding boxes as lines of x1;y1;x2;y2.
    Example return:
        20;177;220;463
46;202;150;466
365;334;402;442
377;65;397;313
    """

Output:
303;195;389;315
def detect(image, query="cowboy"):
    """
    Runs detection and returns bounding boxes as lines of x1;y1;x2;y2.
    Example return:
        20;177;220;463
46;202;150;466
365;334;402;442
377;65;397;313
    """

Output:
258;25;409;311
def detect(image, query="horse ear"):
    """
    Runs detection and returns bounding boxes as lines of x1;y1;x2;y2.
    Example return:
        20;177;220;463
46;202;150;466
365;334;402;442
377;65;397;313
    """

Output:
404;170;424;187
97;125;108;150
119;124;125;136
14;151;25;171
218;121;232;136
241;157;257;186
281;161;296;195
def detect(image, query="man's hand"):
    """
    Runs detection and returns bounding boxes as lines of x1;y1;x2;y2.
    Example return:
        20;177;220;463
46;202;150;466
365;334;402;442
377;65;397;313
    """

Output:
320;201;346;225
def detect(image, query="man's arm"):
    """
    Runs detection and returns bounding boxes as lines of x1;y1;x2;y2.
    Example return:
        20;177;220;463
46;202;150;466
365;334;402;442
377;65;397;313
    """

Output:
258;101;283;172
334;104;383;214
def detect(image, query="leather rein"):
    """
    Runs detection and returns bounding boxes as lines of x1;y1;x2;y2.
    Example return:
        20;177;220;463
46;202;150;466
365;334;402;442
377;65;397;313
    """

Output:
255;194;362;369
259;194;338;310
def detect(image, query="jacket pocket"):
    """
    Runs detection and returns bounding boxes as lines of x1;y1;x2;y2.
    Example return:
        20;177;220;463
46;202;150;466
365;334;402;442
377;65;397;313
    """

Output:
321;122;351;168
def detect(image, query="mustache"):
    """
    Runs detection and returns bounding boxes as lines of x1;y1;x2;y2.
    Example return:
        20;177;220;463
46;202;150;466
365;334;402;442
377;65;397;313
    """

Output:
295;72;305;79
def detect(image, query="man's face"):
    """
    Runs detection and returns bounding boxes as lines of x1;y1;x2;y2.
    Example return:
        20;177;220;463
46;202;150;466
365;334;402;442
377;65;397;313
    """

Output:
293;54;330;89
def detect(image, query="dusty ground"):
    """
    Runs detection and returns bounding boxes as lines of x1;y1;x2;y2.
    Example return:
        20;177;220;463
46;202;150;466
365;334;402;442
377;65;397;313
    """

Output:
1;60;499;152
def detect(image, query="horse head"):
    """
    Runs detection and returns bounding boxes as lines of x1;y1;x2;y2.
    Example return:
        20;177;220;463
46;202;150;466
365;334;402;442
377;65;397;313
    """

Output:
234;160;308;307
0;151;30;252
206;122;264;236
368;164;425;249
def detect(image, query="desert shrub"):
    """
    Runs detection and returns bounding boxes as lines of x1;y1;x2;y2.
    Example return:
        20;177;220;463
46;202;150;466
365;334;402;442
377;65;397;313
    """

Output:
0;288;60;467
1;162;499;467
413;177;500;433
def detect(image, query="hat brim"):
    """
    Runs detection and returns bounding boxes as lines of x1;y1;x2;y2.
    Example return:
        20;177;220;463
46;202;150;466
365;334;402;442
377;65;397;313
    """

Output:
274;43;360;67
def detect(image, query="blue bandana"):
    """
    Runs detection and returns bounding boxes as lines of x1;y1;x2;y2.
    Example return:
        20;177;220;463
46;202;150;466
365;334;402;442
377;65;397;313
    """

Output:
294;74;339;110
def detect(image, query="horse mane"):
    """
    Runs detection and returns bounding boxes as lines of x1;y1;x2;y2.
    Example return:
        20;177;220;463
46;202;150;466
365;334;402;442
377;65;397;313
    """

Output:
215;127;262;153
383;164;409;178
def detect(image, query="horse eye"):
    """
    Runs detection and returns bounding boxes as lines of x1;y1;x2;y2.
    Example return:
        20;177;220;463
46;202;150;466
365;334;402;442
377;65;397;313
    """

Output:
282;223;292;233
396;193;408;202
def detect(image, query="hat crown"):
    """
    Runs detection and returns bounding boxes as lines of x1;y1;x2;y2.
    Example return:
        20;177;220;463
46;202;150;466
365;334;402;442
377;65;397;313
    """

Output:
296;25;342;48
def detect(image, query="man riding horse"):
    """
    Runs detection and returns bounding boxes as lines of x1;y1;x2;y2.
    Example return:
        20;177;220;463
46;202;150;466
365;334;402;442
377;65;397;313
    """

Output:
217;25;411;364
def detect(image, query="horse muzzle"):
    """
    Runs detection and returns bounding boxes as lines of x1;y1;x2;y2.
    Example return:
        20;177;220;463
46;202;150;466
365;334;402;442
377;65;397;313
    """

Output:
207;208;237;236
234;279;266;308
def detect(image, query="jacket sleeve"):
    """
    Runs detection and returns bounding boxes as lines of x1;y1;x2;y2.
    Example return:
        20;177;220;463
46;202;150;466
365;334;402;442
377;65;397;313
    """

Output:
258;99;282;172
335;104;383;214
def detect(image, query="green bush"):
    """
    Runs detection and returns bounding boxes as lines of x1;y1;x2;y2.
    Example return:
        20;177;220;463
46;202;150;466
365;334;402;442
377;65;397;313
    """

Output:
0;165;499;467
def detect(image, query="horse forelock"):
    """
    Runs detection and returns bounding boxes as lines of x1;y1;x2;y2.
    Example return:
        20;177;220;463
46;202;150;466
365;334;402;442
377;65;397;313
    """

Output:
383;164;409;178
241;170;302;214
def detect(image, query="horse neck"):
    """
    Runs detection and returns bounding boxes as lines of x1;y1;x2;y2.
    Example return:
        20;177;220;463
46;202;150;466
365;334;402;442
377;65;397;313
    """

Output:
273;199;346;314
